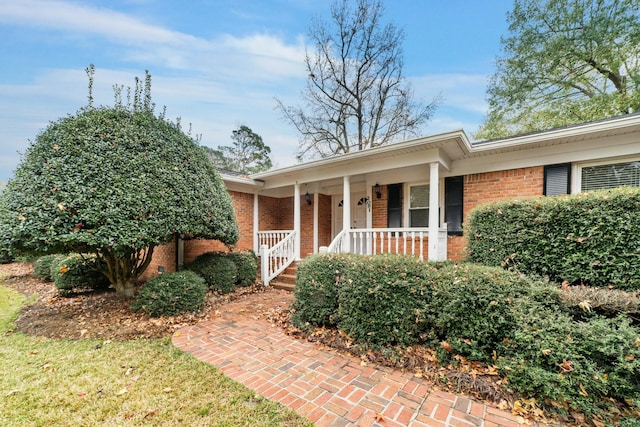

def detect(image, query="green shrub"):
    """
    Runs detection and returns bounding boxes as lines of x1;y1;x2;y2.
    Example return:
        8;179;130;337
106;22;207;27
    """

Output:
466;187;640;290
500;310;640;418
131;270;207;317
337;254;435;347
186;252;237;294
33;254;65;281
291;253;359;328
51;254;111;296
427;263;561;361
227;250;258;286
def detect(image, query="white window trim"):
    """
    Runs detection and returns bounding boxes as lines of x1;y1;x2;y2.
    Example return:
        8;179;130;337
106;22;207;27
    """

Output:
403;180;445;227
571;155;640;194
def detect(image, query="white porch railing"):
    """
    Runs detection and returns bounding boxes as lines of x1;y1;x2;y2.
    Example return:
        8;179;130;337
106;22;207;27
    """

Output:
259;230;296;286
325;227;448;261
258;230;293;249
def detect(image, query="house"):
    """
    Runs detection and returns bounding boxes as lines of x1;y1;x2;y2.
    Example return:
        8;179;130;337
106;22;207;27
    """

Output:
145;113;640;284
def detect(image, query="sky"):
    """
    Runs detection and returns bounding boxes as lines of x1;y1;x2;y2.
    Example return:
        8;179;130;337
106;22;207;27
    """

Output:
0;0;514;183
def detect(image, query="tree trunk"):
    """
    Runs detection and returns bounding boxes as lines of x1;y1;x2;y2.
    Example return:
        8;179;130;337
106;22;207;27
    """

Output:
113;278;137;299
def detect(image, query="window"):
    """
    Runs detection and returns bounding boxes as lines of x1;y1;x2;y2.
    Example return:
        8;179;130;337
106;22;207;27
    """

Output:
409;184;429;227
387;183;402;228
544;164;571;196
444;176;463;235
581;160;640;192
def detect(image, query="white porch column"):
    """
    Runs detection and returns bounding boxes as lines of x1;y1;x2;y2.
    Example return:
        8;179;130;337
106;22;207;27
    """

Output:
428;162;440;261
294;182;301;260
366;182;373;229
313;192;319;254
253;191;259;253
342;176;351;252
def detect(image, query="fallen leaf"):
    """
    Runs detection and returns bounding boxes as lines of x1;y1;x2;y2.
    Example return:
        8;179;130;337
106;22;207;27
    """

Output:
28;350;39;355
558;359;574;373
374;413;385;422
625;353;635;361
124;413;134;420
144;409;159;419
6;390;19;397
440;341;452;352
414;370;423;379
163;387;173;393
116;388;128;396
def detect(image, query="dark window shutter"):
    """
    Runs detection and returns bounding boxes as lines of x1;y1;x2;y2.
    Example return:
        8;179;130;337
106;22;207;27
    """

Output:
444;176;463;236
387;183;402;228
544;164;571;196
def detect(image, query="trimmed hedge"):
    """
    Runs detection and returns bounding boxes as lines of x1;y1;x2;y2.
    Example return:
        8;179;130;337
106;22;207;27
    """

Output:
291;253;360;328
51;254;111;296
186;252;237;294
292;253;640;420
227;250;258;286
33;254;65;281
337;254;436;347
428;263;561;361
466;187;640;290
131;270;207;317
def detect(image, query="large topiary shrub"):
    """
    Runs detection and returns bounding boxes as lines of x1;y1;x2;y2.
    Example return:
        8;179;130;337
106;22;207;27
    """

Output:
337;254;436;347
466;187;640;290
227;250;258;286
33;254;65;281
0;68;238;298
291;253;360;328
186;252;237;294
131;270;207;317
51;254;111;296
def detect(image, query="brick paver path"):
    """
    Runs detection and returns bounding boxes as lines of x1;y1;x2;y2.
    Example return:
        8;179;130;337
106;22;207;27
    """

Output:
172;289;545;427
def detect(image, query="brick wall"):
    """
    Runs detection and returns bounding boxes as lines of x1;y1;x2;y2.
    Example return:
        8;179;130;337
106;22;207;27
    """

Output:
142;237;177;281
318;194;332;248
464;167;544;217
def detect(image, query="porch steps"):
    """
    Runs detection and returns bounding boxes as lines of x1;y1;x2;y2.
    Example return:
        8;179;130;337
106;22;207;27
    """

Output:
270;263;297;292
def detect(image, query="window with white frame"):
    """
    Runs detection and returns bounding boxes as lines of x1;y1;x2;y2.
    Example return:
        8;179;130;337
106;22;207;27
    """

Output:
580;160;640;192
409;184;429;227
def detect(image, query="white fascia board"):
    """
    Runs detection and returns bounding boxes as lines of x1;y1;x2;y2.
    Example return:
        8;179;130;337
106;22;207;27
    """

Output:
220;174;261;193
251;130;471;181
453;132;640;175
470;114;640;153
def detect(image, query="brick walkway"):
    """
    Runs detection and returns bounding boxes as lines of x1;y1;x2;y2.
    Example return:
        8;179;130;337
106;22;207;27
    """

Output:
172;290;544;427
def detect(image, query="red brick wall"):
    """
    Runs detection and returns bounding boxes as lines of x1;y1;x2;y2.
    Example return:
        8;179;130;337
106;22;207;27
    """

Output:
464;167;544;217
318;194;332;248
372;185;388;228
142;237;177;281
259;195;280;231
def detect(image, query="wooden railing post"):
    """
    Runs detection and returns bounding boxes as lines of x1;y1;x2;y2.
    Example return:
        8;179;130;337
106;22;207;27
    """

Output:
261;244;269;286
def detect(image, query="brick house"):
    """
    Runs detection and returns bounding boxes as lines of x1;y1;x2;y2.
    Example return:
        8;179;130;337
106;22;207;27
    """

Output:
146;114;640;284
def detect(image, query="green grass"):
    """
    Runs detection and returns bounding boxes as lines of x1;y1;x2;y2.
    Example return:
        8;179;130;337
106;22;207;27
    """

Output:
0;285;312;427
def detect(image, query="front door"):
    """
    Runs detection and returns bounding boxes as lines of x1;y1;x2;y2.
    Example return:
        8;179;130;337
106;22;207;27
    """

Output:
333;193;368;237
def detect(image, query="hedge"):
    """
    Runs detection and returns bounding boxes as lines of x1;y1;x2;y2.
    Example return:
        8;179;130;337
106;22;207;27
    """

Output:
185;252;237;294
291;253;360;328
466;187;640;290
131;270;207;317
227;250;258;286
51;254;111;296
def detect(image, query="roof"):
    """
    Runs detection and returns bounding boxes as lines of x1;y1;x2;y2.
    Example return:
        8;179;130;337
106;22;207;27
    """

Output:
221;113;640;192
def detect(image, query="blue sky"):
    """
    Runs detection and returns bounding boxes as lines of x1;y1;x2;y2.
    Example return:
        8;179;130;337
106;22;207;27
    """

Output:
0;0;513;183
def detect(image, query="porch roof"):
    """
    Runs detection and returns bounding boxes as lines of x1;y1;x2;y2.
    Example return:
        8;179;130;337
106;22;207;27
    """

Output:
222;113;640;193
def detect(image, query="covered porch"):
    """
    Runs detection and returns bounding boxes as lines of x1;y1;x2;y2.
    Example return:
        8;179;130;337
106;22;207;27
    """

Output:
247;135;463;286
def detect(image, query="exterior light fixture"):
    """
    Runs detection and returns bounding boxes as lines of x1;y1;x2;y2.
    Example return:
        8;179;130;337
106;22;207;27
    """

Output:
305;191;312;205
374;182;382;199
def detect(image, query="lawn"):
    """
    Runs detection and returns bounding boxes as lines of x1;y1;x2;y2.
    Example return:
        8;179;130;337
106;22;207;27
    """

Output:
0;284;312;427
